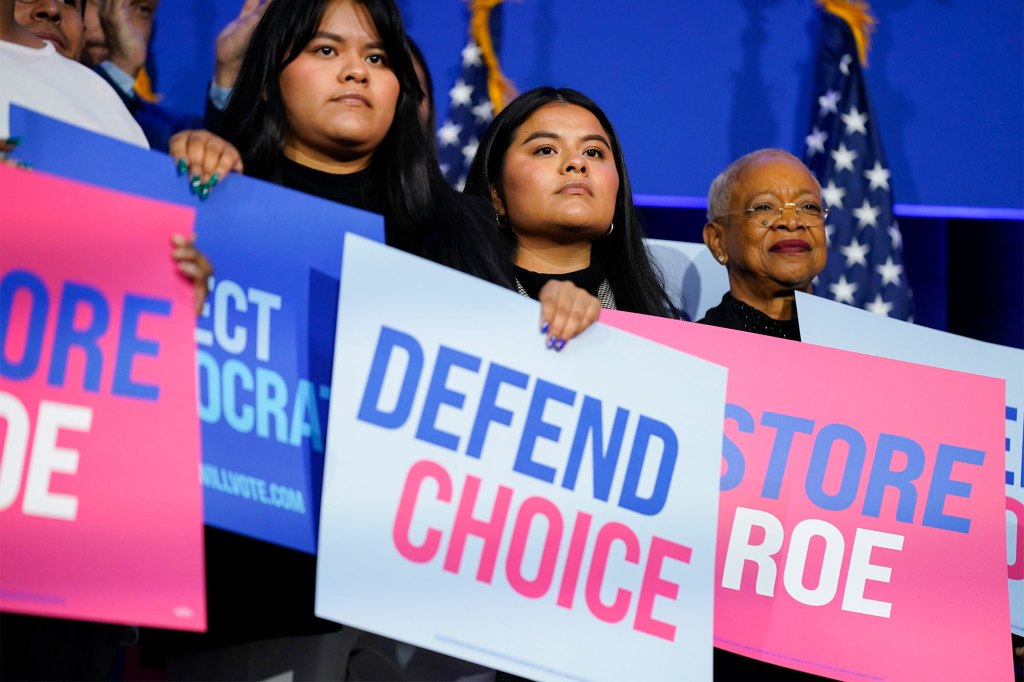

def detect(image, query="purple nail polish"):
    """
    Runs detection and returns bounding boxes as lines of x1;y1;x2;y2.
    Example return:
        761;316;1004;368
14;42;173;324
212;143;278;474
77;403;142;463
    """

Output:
540;321;550;335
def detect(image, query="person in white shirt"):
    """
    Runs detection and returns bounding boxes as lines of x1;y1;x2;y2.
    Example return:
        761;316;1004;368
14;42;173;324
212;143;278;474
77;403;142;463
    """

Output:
1;0;213;316
1;0;147;147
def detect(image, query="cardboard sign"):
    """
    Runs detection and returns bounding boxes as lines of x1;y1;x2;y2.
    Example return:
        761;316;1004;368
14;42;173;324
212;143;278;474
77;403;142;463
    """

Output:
9;107;385;552
796;290;1024;636
0;167;205;630
315;236;728;682
602;310;1012;682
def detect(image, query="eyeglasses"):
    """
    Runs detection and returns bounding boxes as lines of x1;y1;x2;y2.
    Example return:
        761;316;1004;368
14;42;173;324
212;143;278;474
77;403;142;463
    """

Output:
717;201;830;227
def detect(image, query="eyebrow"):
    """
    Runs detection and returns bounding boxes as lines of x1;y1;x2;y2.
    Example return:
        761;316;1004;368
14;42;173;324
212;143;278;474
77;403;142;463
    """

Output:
311;31;386;51
521;131;611;147
749;189;821;199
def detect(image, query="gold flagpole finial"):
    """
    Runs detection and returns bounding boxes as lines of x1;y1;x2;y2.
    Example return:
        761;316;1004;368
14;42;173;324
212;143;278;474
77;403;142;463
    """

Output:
817;0;877;67
469;0;517;113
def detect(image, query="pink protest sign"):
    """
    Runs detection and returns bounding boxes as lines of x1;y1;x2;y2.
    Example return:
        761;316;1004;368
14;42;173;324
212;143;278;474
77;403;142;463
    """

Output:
603;310;1012;682
0;167;205;631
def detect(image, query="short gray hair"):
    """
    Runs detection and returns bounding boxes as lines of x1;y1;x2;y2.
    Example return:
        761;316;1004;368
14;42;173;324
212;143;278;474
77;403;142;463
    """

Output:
706;148;808;221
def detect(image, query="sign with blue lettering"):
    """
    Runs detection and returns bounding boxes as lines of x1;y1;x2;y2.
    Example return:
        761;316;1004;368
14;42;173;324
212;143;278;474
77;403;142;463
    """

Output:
10;108;385;552
603;308;1011;681
796;291;1024;636
315;236;728;682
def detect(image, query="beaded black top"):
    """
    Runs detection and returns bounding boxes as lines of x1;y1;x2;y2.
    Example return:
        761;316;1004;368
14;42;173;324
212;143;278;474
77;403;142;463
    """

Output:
698;292;801;341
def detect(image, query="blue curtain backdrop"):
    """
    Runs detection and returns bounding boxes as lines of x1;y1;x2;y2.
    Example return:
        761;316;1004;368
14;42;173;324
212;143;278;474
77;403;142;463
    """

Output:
147;0;1023;348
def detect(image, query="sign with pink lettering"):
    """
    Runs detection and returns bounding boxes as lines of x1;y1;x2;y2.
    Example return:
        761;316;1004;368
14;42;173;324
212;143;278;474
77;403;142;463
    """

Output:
0;167;205;631
602;310;1012;682
316;236;728;682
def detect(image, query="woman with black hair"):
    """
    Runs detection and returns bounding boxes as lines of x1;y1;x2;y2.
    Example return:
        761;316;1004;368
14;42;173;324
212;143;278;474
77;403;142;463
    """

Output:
172;0;598;346
155;3;599;678
464;86;679;323
173;0;503;283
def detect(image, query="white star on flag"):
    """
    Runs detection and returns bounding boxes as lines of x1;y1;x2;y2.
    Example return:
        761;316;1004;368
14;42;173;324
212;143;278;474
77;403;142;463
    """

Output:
806;127;828;155
863;161;891;191
865;293;895;317
461;42;482;67
818;89;840;116
829;274;858;303
841;106;868;135
461;137;479;165
888;223;903;249
437;120;463;147
831;142;858;171
840;237;870;267
876;255;903;286
449;79;475;108
839;54;852;75
471;100;494;124
821;180;847;209
852;199;881;228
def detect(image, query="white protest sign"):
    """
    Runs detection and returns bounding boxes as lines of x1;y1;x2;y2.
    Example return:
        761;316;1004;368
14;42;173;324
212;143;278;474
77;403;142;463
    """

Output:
797;291;1024;636
316;236;728;682
646;239;729;321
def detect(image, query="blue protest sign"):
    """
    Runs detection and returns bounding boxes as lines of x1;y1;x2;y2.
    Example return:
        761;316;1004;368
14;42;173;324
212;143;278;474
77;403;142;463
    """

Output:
10;107;385;552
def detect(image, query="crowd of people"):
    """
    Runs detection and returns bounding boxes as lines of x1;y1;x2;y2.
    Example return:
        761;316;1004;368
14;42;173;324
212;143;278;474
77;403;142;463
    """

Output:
3;0;1020;681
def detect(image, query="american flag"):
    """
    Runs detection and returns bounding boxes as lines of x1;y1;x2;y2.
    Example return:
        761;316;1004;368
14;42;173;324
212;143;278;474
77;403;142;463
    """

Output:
803;1;913;321
437;38;492;190
437;3;510;190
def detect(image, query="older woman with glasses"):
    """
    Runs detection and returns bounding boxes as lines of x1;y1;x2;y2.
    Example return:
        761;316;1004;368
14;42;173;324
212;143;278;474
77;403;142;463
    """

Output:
699;148;829;341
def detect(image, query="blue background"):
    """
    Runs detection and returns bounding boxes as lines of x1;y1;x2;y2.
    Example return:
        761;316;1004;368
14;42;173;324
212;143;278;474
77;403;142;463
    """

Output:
150;0;1023;211
142;0;1022;348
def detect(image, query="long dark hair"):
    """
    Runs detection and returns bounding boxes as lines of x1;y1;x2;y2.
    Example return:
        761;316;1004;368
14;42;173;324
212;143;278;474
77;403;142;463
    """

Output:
217;0;508;285
465;87;678;317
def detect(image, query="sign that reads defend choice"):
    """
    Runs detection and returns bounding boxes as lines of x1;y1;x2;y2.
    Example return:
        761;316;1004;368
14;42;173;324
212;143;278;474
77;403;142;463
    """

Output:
315;236;727;682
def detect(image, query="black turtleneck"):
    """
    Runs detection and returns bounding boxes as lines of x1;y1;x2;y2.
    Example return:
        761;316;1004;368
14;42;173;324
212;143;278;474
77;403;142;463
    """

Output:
280;155;368;210
513;261;607;300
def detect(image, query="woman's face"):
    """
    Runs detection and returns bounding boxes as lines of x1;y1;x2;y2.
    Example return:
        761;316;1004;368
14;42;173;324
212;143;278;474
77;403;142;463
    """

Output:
278;0;400;171
493;103;619;246
716;154;827;299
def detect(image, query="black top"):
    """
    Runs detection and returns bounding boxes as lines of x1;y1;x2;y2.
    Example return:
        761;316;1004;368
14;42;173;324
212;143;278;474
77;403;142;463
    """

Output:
698;292;802;341
513;261;607;299
278;157;426;253
280;155;367;208
277;156;507;286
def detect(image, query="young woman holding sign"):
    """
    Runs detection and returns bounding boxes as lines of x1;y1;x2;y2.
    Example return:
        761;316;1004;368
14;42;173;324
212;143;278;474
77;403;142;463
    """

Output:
157;0;600;679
